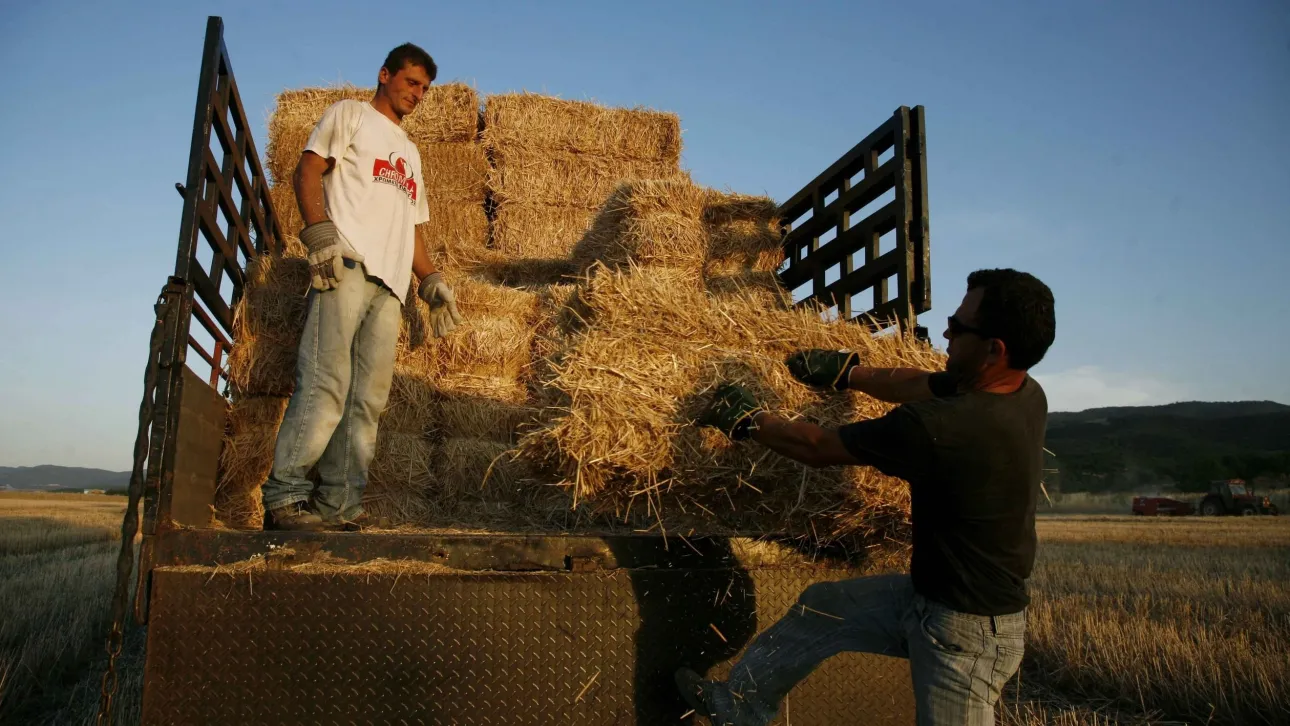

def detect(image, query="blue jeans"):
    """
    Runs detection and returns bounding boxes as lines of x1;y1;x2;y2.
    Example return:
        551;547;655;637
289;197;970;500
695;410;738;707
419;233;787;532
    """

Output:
261;260;401;522
701;574;1026;726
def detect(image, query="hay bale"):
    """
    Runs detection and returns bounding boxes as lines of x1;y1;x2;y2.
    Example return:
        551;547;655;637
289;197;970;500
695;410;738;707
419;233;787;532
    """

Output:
428;397;539;443
214;396;288;529
434;438;534;499
517;266;944;545
568;180;709;278
366;427;437;522
415;201;492;270
489;146;683;208
396;277;541;381
492;204;598;260
420;142;489;203
227;251;311;397
483;93;681;162
702;189;780;226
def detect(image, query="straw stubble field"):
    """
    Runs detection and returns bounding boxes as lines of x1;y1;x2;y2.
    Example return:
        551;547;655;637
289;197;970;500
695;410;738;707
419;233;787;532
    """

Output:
4;491;1285;725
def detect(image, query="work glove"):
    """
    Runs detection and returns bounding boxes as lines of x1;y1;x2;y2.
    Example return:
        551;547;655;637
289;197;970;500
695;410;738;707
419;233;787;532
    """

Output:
301;220;363;292
786;349;859;391
417;272;463;338
698;383;766;441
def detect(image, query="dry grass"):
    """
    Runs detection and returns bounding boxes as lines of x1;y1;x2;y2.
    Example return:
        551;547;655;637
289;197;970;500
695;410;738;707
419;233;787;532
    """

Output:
0;494;141;726
1002;515;1290;725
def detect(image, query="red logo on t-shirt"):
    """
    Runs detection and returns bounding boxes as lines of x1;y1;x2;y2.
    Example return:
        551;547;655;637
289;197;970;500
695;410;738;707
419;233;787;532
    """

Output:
372;153;418;204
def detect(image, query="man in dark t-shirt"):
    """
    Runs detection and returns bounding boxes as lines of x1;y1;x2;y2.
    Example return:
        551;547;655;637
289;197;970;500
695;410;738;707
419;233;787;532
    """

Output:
678;269;1056;726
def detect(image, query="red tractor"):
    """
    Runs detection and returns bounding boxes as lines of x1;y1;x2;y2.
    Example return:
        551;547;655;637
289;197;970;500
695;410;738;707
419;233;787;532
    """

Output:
1199;479;1280;516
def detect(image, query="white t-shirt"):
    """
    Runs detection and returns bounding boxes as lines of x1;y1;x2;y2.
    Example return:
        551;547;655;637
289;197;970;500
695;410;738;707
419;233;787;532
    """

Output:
304;99;429;303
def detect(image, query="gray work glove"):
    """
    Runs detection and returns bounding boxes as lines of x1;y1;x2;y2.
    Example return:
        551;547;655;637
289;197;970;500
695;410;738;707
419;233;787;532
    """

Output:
417;272;463;338
301;220;363;292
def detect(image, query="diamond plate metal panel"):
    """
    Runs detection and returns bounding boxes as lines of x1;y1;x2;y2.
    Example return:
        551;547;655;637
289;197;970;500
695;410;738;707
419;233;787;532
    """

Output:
143;566;913;725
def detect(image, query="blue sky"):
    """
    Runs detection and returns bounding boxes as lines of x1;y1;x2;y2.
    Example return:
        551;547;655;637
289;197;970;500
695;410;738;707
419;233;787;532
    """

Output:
1;0;1287;470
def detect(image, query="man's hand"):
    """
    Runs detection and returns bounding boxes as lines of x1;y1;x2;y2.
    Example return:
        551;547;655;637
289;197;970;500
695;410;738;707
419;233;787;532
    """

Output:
786;349;859;391
698;383;766;441
418;273;464;338
301;220;362;292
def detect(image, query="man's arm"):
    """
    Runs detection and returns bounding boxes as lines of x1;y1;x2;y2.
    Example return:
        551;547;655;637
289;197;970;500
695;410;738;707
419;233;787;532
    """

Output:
749;413;861;468
847;367;954;404
412;231;438;280
293;151;333;227
786;350;953;403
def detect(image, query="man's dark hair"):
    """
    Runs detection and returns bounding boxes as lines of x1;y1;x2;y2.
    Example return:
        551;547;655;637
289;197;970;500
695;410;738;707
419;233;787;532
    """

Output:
382;43;437;83
966;268;1055;370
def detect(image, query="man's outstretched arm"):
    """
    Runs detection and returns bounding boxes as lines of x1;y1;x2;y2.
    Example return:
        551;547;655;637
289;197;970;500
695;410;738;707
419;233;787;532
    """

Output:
847;366;952;404
748;413;860;468
698;383;930;480
786;349;954;403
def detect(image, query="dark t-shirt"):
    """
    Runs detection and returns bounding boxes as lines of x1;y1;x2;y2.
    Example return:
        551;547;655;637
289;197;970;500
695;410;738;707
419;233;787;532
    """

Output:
838;374;1048;616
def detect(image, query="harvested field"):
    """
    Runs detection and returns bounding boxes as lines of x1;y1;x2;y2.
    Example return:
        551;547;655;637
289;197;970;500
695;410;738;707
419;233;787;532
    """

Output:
1003;515;1290;725
0;494;142;726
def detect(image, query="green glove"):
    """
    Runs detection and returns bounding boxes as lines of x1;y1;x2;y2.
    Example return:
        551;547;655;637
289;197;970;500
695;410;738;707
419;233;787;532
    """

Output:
786;349;859;391
699;383;766;441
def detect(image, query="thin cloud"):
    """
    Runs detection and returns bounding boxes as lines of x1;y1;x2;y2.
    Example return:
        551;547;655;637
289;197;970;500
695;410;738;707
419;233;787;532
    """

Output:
1035;365;1182;412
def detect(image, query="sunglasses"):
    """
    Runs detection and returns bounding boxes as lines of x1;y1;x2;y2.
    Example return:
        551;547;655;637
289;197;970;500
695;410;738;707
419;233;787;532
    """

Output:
947;315;990;338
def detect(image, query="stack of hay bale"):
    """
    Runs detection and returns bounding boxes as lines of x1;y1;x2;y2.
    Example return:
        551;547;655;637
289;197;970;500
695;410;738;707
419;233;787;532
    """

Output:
481;93;685;284
569;179;789;306
520;179;941;552
213;85;936;555
214;248;309;528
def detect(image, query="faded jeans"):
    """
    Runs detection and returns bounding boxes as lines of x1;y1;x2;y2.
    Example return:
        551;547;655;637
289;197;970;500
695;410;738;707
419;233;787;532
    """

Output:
261;259;401;522
701;574;1026;726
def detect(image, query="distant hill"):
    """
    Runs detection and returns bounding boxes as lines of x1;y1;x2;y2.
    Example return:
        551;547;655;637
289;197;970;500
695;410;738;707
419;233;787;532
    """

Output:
0;465;130;492
1049;400;1290;427
1045;401;1290;493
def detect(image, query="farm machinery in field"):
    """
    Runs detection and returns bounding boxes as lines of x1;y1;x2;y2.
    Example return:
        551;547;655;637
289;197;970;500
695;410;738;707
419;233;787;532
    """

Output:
1198;479;1279;516
1131;479;1279;517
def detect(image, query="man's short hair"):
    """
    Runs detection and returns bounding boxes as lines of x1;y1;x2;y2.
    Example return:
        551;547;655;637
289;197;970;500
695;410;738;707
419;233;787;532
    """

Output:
966;269;1055;370
382;43;437;83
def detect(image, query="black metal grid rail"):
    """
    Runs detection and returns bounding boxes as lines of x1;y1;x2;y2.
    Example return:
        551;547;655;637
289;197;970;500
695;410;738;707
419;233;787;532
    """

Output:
778;106;929;331
174;16;284;388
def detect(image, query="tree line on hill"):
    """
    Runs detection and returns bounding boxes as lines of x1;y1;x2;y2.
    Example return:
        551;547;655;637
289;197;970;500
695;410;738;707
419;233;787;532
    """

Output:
1043;401;1290;492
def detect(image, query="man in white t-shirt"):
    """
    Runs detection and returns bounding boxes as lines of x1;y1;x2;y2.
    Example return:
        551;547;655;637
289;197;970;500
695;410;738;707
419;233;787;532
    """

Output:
261;43;463;531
